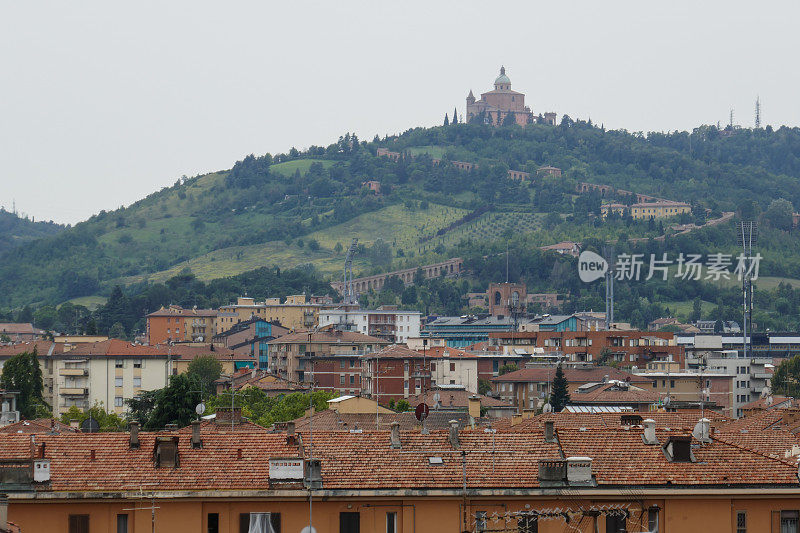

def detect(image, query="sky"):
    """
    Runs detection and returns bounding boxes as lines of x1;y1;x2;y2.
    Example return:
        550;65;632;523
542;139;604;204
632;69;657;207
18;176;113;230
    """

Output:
1;1;799;225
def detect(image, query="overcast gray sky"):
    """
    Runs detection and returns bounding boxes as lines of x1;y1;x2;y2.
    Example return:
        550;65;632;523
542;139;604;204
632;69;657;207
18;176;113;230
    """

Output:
2;1;798;224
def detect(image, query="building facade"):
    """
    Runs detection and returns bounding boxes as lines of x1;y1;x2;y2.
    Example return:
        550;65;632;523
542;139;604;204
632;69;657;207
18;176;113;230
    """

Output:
317;309;421;344
466;67;536;126
146;306;218;344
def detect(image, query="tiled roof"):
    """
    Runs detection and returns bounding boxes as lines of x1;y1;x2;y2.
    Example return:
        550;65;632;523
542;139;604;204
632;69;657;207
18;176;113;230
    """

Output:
491;366;652;384
407;389;512;409
0;423;795;493
741;394;794;411
292;410;472;432
0;323;41;335
491;410;732;432
570;382;660;404
0;341;64;357
146;306;218;317
0;418;78;435
371;344;425;359
64;339;169;357
166;344;252;362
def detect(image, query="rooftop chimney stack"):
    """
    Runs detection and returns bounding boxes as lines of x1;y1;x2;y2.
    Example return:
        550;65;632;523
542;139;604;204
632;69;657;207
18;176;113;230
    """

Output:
390;421;401;449
697;418;711;444
286;421;297;445
449;420;460;448
191;420;202;448
129;421;140;449
642;419;658;445
544;420;555;442
468;395;481;420
69;419;80;430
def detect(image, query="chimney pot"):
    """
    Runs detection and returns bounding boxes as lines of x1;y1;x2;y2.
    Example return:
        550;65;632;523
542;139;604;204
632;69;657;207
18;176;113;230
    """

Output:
544;420;555;442
191;420;202;448
129;421;140;449
449;419;460;448
390;421;401;449
642;419;658;445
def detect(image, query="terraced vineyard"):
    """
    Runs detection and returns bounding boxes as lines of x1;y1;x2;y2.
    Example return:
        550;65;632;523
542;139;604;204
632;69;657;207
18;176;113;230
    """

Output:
419;211;543;250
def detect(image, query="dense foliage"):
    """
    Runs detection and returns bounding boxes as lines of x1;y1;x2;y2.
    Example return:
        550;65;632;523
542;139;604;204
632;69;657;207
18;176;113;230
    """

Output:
0;350;49;419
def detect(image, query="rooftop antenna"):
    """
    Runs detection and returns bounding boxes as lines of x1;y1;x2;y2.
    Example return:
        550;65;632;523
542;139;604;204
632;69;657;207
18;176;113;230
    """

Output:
603;245;615;330
343;238;359;305
755;96;762;128
505;242;509;283
729;108;735;128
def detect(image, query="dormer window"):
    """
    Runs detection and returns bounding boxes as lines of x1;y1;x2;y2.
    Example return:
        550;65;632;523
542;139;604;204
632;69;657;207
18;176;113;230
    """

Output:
154;437;180;468
663;436;693;462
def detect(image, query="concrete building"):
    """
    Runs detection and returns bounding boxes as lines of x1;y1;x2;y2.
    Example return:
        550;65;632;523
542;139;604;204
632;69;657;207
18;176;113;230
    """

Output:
601;201;691;220
218;295;345;332
211;317;290;367
0;323;44;342
145;305;218;344
317;308;421;344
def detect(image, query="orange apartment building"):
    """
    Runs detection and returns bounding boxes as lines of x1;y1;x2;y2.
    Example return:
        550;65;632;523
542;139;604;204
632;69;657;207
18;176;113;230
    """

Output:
146;306;218;345
2;413;800;532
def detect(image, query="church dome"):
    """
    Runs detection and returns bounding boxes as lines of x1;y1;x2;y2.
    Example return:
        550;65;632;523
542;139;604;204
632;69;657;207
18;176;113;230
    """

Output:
494;66;510;85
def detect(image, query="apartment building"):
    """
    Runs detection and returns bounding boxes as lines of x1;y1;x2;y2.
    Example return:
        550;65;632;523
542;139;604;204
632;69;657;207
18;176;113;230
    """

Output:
218;295;353;333
146;305;218;344
317;308;421;344
4;415;800;532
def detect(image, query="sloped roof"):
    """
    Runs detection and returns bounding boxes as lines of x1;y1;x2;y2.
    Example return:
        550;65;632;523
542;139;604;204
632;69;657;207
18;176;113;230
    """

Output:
0;341;64;357
570;382;660;405
492;366;652;384
492;410;731;432
0;418;78;435
272;330;388;345
407;389;512;409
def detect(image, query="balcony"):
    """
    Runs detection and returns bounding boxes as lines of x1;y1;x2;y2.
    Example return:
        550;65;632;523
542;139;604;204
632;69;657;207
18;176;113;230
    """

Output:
61;388;89;396
59;368;88;376
410;371;431;379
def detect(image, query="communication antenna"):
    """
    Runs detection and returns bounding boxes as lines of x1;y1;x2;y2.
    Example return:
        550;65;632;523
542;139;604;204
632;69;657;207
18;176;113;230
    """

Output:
736;221;758;360
729;108;735;128
603;245;615;329
755;96;762;128
342;238;359;305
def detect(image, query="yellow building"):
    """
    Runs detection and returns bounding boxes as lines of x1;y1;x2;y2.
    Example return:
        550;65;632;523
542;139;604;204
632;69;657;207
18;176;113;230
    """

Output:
601;201;691;220
218;296;350;333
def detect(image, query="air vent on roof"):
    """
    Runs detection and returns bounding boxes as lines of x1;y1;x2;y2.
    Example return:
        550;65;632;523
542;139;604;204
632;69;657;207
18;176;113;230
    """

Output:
428;457;443;465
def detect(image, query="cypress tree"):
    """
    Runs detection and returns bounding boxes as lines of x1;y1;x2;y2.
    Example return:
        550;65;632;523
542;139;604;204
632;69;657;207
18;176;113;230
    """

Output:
550;364;570;412
452;107;458;124
443;113;449;126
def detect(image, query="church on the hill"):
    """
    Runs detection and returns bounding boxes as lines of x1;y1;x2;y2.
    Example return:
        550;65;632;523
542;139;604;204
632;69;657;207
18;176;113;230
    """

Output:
466;66;556;126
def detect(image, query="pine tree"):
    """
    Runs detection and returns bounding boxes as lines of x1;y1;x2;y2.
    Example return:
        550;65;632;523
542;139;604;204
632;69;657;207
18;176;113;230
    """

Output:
452;107;458;124
550;364;570;412
443;113;449;126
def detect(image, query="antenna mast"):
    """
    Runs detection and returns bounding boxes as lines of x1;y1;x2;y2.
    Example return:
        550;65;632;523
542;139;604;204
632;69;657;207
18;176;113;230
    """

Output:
729;108;734;129
603;245;615;330
755;96;761;128
737;221;758;361
343;238;359;305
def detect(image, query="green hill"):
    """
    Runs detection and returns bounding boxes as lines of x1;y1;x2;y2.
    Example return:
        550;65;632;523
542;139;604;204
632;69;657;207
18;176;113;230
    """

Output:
0;209;64;256
3;122;800;310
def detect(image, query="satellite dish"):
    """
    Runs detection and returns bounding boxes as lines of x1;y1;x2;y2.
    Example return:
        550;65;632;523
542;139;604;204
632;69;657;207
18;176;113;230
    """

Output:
663;396;671;406
80;417;99;433
195;403;206;415
415;403;430;422
542;403;553;413
301;527;317;533
433;392;441;409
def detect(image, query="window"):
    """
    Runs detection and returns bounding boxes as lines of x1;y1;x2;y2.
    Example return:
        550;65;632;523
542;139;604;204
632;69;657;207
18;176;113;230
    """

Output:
340;512;360;533
670;380;675;388
69;515;89;533
134;360;142;369
476;511;487;532
736;511;746;533
450;363;456;372
133;377;141;388
386;512;397;533
340;360;346;369
648;507;659;532
404;380;409;390
781;511;799;533
115;377;123;387
114;396;123;407
340;375;345;385
350;359;356;368
208;513;219;533
404;362;409;372
517;515;537;533
652;381;657;388
117;514;128;533
239;512;280;533
430;362;436;371
606;512;627;533
115;360;123;369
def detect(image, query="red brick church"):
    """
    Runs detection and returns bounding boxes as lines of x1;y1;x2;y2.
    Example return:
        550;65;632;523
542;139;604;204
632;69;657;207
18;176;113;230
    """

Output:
466;66;556;126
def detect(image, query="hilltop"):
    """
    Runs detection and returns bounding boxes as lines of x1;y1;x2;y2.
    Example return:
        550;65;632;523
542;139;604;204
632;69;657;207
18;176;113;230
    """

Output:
0;209;64;256
3;121;800;310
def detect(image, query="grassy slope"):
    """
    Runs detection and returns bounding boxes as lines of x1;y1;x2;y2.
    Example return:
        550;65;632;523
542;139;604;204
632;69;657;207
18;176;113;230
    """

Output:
120;203;469;284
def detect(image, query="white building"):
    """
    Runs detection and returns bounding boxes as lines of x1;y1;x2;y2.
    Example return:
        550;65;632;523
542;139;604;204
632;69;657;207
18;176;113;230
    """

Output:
318;309;421;345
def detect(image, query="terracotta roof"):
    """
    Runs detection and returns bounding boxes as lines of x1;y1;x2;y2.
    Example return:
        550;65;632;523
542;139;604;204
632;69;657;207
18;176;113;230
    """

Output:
0;424;795;492
492;410;732;432
165;344;252;362
0;418;78;435
0;323;42;335
371;344;424;359
234;371;310;393
64;339;169;357
272;330;388;345
292;410;472;432
741;395;794;411
570;382;660;405
407;389;512;409
0;341;64;357
146;306;218;318
491;366;652;384
714;430;800;460
425;346;475;359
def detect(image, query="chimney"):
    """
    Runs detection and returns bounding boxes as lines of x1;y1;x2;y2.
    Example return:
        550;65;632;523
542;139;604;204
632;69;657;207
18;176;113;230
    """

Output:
449;420;460;448
544;420;555;443
695;418;711;444
511;413;522;426
215;407;243;426
129;421;140;448
0;494;7;531
566;457;593;486
69;419;80;429
642;419;658;445
390;421;401;449
468;395;481;419
191;420;202;449
286;421;297;445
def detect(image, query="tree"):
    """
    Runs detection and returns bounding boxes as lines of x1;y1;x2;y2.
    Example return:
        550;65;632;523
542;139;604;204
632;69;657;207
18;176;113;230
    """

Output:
307;239;320;252
125;389;159;424
550;364;571;412
452;107;458;124
109;321;126;339
0;349;48;419
395;400;410;412
59;402;125;431
478;379;492;396
498;363;518;376
187;355;223;397
690;297;702;322
764;198;794;231
773;355;800;398
146;374;200;429
443;113;449;126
